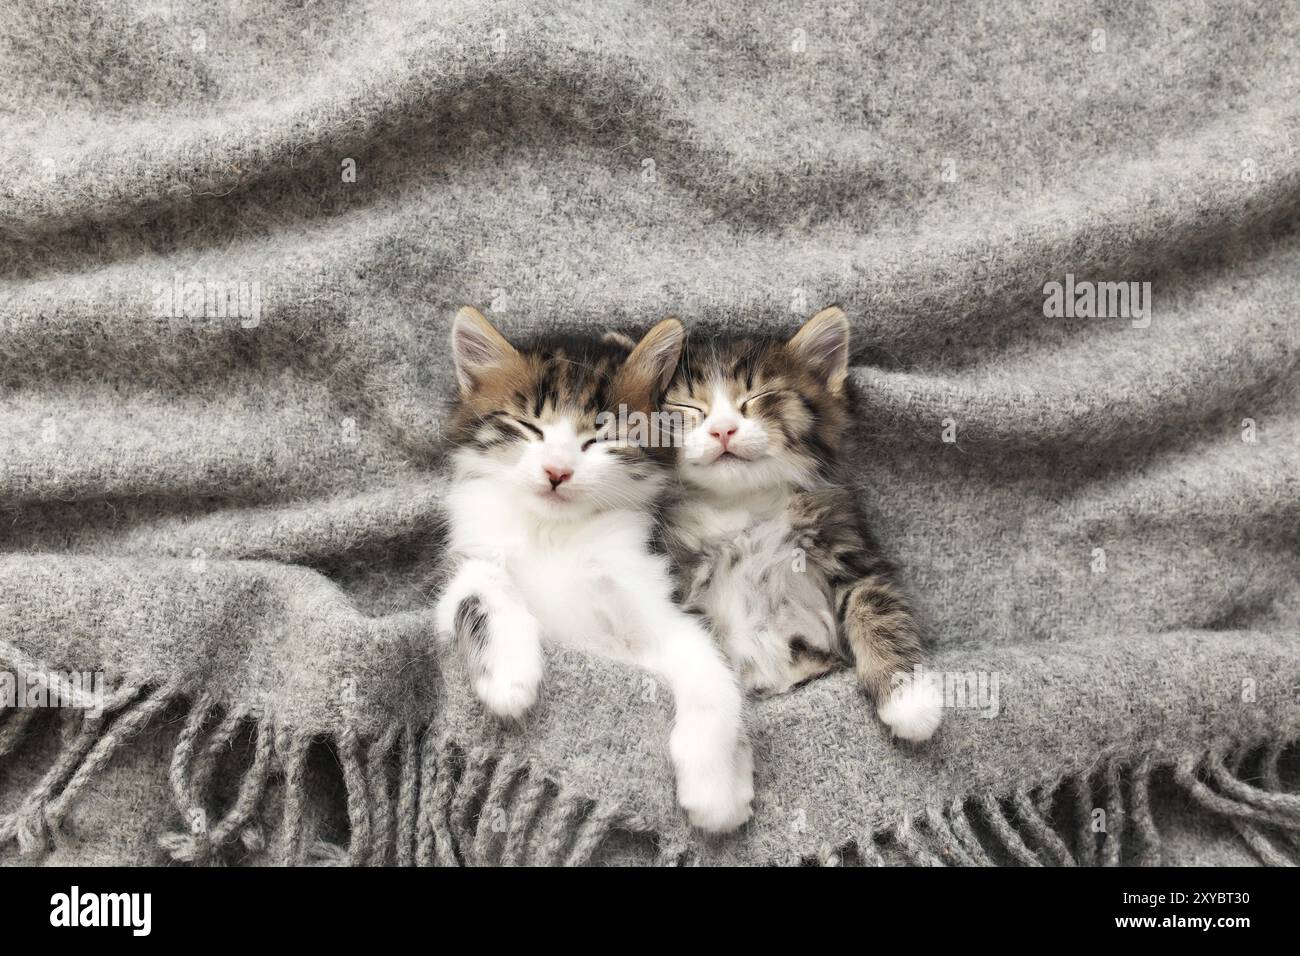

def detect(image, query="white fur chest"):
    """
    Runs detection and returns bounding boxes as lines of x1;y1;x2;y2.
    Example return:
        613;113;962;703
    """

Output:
675;491;839;692
446;477;673;660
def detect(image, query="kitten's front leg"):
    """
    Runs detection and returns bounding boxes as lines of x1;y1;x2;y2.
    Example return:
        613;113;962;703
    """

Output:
837;575;942;742
647;612;753;833
435;559;544;721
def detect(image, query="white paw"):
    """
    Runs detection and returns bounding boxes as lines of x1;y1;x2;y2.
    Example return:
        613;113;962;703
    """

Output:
878;677;943;742
679;775;753;834
674;741;753;834
474;659;541;721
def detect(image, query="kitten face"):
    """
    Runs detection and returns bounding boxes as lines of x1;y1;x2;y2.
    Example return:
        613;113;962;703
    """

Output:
665;307;851;494
449;307;684;521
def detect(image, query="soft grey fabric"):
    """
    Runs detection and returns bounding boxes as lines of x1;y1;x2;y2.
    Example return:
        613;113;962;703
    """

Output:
2;0;1299;866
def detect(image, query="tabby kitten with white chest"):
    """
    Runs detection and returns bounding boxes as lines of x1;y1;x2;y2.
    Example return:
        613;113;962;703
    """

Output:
436;307;753;832
661;307;943;742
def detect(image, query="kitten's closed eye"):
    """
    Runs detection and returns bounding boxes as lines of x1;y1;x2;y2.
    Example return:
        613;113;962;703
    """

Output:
738;390;782;414
665;401;705;416
502;414;544;439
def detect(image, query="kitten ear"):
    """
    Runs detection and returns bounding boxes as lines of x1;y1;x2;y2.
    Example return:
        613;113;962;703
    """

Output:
620;317;685;399
451;306;519;396
788;305;850;392
601;330;637;354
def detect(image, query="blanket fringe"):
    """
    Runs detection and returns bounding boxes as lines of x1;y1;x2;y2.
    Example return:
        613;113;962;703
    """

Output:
0;680;178;856
947;798;994;865
2;690;1297;866
855;738;1299;868
889;743;1298;867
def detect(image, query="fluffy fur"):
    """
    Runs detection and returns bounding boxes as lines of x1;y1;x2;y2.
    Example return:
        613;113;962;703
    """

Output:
664;307;942;742
435;306;754;832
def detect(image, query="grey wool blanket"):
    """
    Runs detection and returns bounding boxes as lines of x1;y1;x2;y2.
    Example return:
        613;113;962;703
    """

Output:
2;0;1299;867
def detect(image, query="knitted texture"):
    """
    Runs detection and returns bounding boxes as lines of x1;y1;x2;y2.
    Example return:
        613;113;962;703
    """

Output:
1;0;1299;865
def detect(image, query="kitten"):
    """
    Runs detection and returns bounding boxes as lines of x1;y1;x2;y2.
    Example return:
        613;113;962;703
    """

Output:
661;307;942;742
434;306;754;832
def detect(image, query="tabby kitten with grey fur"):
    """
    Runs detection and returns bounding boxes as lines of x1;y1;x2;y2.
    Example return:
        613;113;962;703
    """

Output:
661;307;942;741
435;307;753;832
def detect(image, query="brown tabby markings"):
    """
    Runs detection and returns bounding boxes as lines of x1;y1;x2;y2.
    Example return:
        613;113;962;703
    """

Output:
448;333;672;474
786;488;922;703
668;339;842;478
665;332;923;702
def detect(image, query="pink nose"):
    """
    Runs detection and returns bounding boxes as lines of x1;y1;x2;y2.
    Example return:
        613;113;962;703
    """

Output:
709;422;739;447
544;467;573;490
